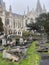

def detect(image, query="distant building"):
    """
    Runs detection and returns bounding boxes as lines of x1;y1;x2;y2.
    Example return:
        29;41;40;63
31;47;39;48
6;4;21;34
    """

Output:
0;0;46;36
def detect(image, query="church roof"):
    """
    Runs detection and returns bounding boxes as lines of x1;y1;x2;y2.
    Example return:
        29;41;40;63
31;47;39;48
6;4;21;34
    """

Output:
12;13;23;18
5;11;24;18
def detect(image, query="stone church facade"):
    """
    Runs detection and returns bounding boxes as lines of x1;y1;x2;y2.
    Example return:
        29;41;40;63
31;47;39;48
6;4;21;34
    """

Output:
0;0;46;36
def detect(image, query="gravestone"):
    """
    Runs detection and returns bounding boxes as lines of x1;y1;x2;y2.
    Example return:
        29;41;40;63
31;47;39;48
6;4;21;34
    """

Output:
19;37;24;45
42;33;47;43
3;50;11;59
3;50;19;62
2;38;6;46
29;35;33;41
38;33;47;44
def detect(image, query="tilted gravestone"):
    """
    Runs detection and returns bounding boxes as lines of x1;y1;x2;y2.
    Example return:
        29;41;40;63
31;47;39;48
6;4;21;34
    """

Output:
2;38;6;46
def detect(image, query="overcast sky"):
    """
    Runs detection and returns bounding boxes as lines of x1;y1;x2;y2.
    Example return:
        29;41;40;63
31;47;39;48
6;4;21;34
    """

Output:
3;0;49;14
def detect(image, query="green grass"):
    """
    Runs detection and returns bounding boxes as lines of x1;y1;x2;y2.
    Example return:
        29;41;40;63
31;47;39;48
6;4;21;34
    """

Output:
19;41;41;65
0;41;41;65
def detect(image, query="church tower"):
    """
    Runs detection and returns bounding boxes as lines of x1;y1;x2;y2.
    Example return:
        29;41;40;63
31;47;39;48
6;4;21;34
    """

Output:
36;0;42;15
9;5;12;16
27;6;29;14
43;4;46;13
9;5;12;13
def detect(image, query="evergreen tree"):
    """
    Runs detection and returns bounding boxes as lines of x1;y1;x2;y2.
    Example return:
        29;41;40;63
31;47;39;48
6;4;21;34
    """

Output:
0;18;4;32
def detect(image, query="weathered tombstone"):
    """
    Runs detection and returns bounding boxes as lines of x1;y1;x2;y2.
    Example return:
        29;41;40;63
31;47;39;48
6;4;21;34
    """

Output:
19;37;24;45
3;50;12;59
3;50;7;58
29;35;33;41
41;33;47;44
38;33;47;44
2;38;6;46
3;50;19;62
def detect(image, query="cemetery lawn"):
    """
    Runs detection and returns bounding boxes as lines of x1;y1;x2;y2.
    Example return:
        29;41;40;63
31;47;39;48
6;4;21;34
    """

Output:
18;41;41;65
0;41;41;65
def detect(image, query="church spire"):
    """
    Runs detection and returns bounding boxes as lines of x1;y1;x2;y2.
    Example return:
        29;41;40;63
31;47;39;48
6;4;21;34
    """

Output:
9;5;12;13
27;6;29;14
3;2;6;11
43;4;46;13
36;0;42;15
24;10;26;18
